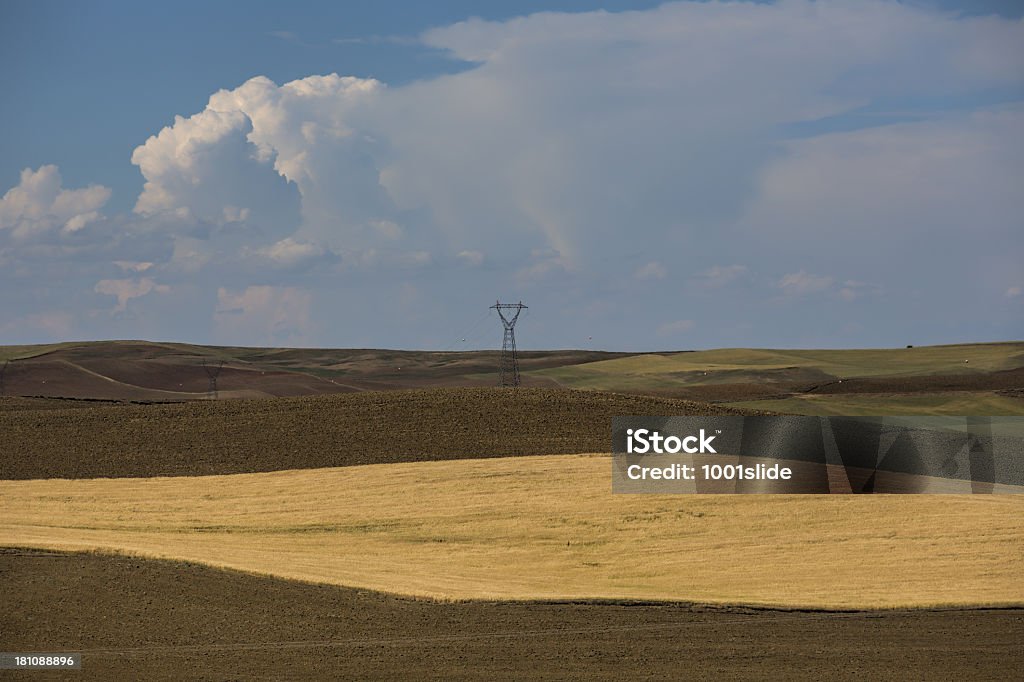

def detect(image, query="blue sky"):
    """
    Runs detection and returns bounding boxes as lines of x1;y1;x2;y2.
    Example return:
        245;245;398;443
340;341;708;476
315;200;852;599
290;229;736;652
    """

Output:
1;0;1022;350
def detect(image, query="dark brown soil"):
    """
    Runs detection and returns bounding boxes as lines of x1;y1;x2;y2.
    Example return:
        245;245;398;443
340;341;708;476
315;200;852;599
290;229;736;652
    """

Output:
802;367;1024;395
0;388;762;479
2;548;1020;681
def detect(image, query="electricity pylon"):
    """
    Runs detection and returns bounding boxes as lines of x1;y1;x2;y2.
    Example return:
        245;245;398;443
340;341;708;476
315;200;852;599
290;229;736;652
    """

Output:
202;360;223;400
491;300;527;387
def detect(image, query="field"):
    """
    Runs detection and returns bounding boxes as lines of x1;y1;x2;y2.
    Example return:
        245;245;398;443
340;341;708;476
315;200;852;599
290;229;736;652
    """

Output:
534;343;1024;384
9;550;1021;681
532;343;1024;415
0;340;632;400
2;342;1023;679
0;388;755;479
2;455;1022;609
1;340;1023;415
728;391;1024;416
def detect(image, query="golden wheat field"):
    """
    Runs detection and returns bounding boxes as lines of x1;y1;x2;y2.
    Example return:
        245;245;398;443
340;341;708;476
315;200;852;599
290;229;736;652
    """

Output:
2;453;1022;609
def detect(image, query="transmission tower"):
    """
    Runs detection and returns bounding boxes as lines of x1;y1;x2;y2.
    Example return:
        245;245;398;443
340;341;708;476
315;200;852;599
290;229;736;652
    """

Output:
0;360;8;397
491;300;527;387
202;360;224;400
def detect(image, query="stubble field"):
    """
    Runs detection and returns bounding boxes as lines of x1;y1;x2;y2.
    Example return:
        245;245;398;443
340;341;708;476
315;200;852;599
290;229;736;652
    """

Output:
2;454;1022;609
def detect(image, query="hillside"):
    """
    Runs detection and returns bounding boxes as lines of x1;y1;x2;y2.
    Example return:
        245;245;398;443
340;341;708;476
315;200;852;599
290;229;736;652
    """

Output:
0;387;759;479
0;341;635;400
2;339;1022;415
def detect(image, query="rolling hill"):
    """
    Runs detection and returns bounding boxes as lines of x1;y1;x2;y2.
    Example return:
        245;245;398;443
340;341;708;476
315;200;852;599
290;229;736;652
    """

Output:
2;339;1021;415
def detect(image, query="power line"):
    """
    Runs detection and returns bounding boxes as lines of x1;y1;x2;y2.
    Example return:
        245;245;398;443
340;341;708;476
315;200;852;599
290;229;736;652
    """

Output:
442;308;494;352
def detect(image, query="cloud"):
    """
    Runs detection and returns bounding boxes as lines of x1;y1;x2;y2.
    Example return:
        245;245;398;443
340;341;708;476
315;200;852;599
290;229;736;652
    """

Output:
130;74;385;252
332;34;415;47
129;103;303;244
697;265;747;288
119;0;1024;282
246;237;336;269
222;206;250;223
778;271;834;296
118;2;1024;286
214;286;313;345
516;248;569;283
456;249;484;266
741;109;1024;241
1007;286;1022;299
94;277;171;313
114;260;154;273
0;165;110;240
635;261;667;280
372;220;403;241
4;1;1024;348
393;1;1024;269
838;280;883;302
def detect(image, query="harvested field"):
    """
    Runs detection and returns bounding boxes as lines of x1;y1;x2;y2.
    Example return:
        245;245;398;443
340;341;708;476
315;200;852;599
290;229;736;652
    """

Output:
0;388;760;479
2;455;1021;608
5;549;1021;681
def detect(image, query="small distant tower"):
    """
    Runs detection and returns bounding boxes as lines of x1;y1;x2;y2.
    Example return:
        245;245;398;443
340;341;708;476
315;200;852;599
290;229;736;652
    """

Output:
202;360;223;400
491;300;527;387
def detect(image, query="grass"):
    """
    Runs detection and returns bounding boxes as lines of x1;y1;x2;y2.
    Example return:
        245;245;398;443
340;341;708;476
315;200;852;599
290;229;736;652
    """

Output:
728;392;1024;416
532;342;1024;391
1;454;1021;609
0;342;78;362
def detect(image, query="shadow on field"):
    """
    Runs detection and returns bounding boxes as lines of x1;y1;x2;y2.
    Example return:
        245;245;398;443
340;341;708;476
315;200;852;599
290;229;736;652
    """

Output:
0;388;762;479
3;548;1022;681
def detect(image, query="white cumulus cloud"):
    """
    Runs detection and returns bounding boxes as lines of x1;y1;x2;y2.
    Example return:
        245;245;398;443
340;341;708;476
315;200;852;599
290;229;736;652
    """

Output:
0;165;110;239
130;74;387;252
117;2;1024;287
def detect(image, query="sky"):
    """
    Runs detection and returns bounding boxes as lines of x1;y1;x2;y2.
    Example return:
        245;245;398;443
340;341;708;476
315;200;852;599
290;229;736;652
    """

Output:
1;0;1022;351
